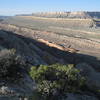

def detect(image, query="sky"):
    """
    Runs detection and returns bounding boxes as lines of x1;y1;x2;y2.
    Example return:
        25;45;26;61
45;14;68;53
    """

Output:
0;0;100;16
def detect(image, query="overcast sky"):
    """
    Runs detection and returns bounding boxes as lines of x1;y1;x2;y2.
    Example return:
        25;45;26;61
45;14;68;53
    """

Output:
0;0;100;16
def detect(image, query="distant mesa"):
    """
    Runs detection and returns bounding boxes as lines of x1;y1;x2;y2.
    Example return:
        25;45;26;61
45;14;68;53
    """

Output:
16;11;100;19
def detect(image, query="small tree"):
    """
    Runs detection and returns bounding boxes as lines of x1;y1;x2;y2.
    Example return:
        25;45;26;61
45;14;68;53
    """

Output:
30;64;86;100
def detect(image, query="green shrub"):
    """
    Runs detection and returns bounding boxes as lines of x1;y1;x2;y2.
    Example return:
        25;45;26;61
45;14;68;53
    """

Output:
30;64;86;100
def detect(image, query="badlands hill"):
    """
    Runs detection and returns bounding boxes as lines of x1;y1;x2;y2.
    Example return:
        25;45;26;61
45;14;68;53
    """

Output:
0;23;100;100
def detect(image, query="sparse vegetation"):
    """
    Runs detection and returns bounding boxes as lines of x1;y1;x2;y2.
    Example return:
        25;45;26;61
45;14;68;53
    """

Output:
30;64;86;100
0;49;25;83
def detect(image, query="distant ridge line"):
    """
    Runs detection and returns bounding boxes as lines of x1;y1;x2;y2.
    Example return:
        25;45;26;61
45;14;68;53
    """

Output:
16;11;100;19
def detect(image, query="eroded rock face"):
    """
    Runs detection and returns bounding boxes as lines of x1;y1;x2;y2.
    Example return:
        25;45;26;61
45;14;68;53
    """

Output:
0;24;100;100
76;63;100;91
0;30;46;65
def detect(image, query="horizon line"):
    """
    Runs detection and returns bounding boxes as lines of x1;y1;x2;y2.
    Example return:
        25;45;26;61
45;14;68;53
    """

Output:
1;10;100;16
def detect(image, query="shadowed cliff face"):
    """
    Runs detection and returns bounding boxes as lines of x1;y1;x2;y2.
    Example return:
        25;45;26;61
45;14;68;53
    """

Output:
0;23;100;70
0;29;100;70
